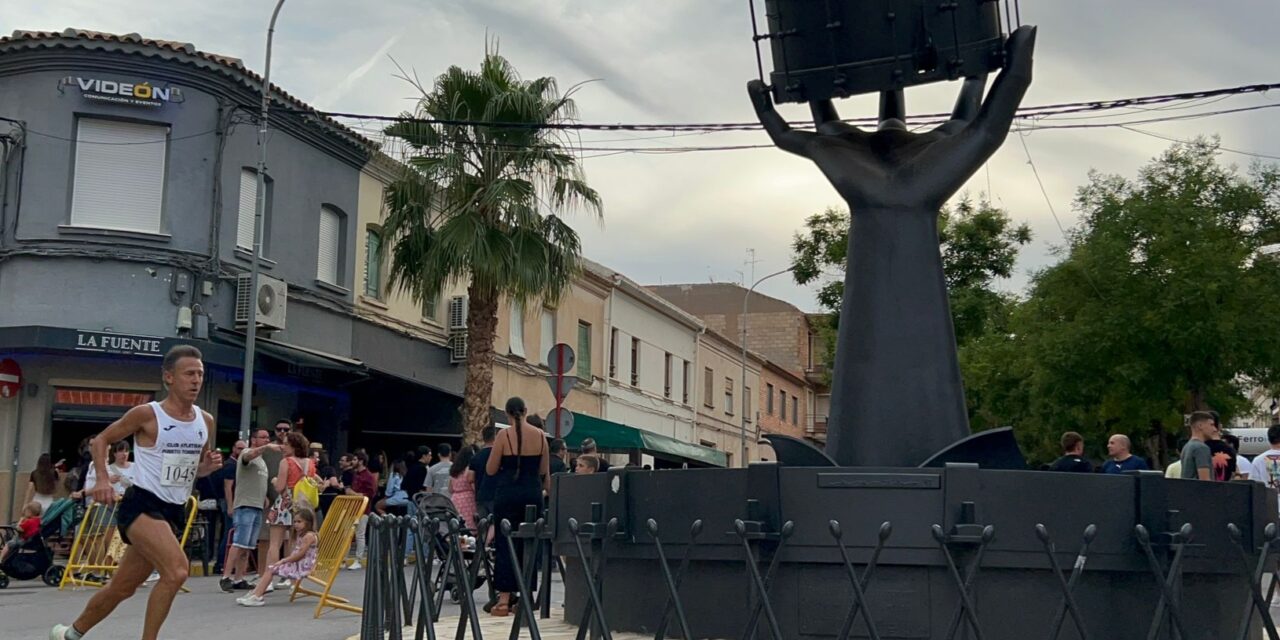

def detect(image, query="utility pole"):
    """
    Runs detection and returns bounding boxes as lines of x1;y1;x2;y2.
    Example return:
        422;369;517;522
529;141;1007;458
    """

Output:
239;0;287;440
740;266;793;466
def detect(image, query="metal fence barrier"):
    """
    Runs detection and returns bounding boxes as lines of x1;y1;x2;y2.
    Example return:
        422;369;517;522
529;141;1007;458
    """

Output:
361;507;1280;640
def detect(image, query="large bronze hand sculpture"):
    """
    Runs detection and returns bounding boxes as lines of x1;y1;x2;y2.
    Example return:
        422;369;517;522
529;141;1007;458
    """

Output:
751;26;1036;467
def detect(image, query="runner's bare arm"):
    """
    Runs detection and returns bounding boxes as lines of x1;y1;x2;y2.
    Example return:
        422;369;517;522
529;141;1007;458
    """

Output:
87;405;153;503
196;411;223;477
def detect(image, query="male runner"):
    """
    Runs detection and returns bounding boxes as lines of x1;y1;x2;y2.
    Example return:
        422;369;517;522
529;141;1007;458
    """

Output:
51;345;222;640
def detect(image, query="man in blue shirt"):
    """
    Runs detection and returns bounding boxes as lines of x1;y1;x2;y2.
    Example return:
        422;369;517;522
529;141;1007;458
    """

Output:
1102;434;1150;474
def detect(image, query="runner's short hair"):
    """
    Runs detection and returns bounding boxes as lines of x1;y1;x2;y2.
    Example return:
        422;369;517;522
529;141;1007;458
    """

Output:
162;344;202;371
1269;424;1280;446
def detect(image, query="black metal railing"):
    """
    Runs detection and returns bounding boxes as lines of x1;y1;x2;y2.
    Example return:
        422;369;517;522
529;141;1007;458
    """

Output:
360;510;1280;640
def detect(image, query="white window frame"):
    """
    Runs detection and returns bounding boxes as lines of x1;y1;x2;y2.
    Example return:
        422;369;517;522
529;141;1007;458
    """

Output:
509;301;526;357
540;308;556;365
317;205;342;285
69;118;168;234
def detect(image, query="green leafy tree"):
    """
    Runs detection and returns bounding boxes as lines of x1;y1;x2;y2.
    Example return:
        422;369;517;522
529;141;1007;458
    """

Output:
791;197;1031;368
968;139;1280;464
382;50;601;443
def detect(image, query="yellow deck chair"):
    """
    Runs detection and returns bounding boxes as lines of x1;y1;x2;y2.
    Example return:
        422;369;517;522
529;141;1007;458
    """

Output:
289;494;368;618
60;497;199;591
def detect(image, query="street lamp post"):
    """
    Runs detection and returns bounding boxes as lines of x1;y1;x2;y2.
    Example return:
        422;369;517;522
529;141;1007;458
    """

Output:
239;0;287;441
740;267;794;467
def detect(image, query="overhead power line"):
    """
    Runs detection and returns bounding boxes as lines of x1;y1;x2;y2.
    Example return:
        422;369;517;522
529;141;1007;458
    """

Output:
274;81;1280;133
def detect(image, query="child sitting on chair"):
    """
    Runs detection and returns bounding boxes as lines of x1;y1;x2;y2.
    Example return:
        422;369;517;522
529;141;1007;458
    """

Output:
0;502;42;564
237;507;318;607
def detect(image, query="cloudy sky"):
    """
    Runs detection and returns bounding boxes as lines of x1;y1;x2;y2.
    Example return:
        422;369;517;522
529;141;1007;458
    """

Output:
12;1;1280;310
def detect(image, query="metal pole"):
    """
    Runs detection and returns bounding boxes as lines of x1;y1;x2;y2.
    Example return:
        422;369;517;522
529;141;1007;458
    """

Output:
7;391;23;520
239;0;287;440
740;267;794;467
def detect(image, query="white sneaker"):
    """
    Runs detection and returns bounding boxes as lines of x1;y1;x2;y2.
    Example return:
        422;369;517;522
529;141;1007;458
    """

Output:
348;561;362;570
237;594;266;607
274;578;292;590
144;571;160;584
49;624;72;640
264;581;275;593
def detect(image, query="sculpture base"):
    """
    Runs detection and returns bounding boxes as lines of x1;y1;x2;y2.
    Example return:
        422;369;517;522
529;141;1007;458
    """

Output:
552;464;1276;639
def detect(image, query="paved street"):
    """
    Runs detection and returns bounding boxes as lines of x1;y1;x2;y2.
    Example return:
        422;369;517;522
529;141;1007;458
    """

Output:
0;565;566;640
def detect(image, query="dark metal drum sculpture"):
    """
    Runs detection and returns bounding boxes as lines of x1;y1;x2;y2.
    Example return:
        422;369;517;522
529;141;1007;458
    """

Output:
544;3;1280;639
759;0;1017;102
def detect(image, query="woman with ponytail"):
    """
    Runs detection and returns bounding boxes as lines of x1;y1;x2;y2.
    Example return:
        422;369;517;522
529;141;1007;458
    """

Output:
485;397;550;616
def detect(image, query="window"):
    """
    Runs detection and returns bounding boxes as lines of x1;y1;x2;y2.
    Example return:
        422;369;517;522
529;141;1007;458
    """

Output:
766;383;775;415
792;394;798;425
630;337;641;386
70;118;168;233
725;377;734;416
745;386;752;422
663;353;673;399
609;328;619;379
682;361;690;404
540;309;556;366
317;205;342;285
703;367;714;407
577;321;592;380
364;228;383;299
509;301;526;357
780;392;787;421
235;169;272;252
423;294;440;323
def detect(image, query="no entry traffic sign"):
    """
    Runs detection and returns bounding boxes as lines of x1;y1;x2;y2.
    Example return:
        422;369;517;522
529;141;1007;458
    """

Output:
0;358;21;399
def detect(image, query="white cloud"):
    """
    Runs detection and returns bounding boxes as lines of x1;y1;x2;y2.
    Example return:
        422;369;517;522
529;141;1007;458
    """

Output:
11;0;1280;310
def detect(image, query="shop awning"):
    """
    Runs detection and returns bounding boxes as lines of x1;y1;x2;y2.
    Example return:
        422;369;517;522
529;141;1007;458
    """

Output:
564;413;729;468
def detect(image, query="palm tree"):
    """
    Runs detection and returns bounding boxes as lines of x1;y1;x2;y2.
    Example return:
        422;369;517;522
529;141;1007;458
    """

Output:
382;49;602;443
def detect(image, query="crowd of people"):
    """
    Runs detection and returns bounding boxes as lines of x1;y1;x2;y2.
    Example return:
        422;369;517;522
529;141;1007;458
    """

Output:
10;343;1280;640
1046;410;1280;494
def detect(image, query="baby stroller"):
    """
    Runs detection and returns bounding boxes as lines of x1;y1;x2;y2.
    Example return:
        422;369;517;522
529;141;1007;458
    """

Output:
413;493;487;605
0;510;69;589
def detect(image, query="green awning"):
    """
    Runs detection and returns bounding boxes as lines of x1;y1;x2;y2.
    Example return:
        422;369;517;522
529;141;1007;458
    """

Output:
565;413;729;468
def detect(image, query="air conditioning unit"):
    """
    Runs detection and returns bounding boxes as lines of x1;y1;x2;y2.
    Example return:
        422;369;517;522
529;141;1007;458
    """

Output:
447;296;468;330
235;273;287;331
448;331;468;364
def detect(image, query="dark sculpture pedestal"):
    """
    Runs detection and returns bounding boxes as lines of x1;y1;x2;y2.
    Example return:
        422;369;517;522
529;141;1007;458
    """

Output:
552;465;1277;639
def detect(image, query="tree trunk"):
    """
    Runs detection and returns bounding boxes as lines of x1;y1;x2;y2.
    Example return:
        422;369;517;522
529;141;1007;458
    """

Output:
461;284;500;445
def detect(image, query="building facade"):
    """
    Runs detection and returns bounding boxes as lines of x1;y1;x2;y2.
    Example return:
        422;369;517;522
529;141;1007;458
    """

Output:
695;329;763;465
649;283;827;444
0;29;462;519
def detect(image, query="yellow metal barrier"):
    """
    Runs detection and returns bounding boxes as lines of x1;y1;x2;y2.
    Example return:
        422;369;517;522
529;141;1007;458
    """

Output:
59;496;199;590
290;495;368;618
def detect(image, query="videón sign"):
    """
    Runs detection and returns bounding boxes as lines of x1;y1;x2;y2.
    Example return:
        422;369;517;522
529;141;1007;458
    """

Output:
66;76;182;107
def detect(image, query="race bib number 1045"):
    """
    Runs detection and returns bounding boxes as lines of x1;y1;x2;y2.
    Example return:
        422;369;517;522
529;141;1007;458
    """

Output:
161;452;199;488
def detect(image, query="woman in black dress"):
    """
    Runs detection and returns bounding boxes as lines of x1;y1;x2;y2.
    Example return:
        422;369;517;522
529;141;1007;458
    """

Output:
485;397;550;616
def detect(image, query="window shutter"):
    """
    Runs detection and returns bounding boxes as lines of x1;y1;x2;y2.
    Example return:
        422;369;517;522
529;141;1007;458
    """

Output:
237;169;257;250
540;309;556;365
317;206;340;284
509;301;526;357
70;119;167;233
364;229;382;298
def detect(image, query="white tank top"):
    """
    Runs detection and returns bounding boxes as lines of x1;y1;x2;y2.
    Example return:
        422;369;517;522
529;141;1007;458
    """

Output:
132;401;208;505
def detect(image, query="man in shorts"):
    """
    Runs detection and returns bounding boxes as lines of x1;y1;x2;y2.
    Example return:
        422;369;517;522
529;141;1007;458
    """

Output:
51;345;222;640
220;428;282;592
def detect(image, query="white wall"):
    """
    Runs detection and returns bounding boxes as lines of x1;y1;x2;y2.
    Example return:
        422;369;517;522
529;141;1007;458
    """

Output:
604;286;697;441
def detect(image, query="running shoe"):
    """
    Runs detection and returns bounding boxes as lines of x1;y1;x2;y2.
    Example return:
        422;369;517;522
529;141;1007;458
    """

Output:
236;594;266;607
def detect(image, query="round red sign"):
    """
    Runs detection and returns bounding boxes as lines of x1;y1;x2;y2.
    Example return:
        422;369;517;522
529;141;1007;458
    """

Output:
0;358;21;399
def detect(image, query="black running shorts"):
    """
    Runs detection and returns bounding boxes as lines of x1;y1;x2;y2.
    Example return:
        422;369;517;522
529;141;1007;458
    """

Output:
116;487;186;545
